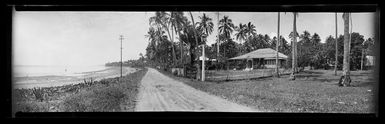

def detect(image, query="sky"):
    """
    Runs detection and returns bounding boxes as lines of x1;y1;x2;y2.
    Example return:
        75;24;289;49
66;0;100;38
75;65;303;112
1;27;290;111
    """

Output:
13;11;375;66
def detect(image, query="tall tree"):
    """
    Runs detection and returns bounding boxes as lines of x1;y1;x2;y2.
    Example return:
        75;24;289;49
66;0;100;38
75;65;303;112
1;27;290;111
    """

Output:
216;12;220;62
218;15;235;69
275;12;280;77
149;12;177;66
245;22;257;39
197;13;214;43
171;12;187;67
188;12;201;80
235;23;247;44
340;12;351;86
335;12;338;75
235;23;247;54
290;12;298;80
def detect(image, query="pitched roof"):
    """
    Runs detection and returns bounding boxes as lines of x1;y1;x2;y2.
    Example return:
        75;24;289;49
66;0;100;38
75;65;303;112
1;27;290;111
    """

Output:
229;48;288;60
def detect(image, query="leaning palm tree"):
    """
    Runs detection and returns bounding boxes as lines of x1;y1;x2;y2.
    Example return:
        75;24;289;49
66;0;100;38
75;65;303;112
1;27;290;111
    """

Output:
171;12;187;66
289;12;298;80
149;11;177;67
339;12;352;86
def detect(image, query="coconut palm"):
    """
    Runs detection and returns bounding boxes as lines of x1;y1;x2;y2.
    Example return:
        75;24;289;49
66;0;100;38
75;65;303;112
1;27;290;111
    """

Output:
289;12;298;80
197;13;214;38
244;22;257;39
235;23;247;43
275;12;280;77
149;11;177;66
170;12;187;66
188;12;201;80
340;12;351;86
235;23;247;54
219;16;235;60
335;12;338;76
219;16;235;42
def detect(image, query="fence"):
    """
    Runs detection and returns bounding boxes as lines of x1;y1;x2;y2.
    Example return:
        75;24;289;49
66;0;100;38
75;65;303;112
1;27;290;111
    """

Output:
205;68;292;81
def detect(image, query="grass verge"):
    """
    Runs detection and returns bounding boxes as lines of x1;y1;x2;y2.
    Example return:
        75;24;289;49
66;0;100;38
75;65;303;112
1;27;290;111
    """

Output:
158;69;376;113
14;67;148;112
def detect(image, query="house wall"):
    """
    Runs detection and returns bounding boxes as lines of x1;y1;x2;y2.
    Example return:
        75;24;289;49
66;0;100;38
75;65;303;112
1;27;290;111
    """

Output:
264;59;285;68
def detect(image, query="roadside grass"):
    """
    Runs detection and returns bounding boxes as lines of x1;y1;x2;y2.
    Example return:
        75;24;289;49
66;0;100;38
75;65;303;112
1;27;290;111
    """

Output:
14;68;148;112
159;69;376;113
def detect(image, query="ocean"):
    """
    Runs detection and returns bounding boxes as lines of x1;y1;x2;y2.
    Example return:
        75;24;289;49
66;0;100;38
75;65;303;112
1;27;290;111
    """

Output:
13;65;108;77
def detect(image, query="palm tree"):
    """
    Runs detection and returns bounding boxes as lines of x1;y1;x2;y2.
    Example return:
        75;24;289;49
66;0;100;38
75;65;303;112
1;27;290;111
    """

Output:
188;12;201;80
340;12;351;86
289;12;298;80
216;12;220;62
170;12;187;66
197;13;214;42
275;12;280;77
149;11;177;66
218;16;235;70
219;16;235;43
335;12;338;76
235;23;247;54
244;22;257;38
235;23;247;43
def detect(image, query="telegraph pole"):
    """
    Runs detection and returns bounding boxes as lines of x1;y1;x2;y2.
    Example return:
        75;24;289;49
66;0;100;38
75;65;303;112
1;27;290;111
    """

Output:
119;35;124;79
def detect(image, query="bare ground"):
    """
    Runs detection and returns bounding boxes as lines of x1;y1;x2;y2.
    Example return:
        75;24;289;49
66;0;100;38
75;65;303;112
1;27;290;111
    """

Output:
135;68;258;112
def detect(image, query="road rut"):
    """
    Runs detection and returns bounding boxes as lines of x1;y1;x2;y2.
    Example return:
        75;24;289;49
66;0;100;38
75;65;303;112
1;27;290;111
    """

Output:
135;68;258;112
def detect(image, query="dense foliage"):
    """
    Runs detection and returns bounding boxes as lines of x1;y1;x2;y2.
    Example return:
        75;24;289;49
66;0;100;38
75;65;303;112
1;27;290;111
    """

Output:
139;12;375;71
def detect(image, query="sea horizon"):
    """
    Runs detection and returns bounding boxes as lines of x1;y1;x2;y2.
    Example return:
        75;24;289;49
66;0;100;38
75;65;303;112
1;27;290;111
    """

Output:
13;64;109;77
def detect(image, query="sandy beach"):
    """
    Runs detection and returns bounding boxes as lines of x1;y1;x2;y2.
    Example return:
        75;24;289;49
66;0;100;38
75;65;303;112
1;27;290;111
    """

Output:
13;67;138;89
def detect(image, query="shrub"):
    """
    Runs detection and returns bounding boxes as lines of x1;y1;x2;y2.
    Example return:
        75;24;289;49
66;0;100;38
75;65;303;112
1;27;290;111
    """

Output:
15;101;50;112
63;85;125;112
32;87;45;102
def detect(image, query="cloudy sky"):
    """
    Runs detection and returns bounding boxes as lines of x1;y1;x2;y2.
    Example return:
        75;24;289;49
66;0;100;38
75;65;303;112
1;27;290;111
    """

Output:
13;11;375;66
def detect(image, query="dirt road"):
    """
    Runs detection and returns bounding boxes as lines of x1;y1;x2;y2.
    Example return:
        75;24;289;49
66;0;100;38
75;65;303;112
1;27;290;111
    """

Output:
135;68;258;112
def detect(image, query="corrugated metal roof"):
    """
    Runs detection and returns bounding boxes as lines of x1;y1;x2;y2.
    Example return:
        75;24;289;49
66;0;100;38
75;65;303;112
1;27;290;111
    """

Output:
229;48;288;60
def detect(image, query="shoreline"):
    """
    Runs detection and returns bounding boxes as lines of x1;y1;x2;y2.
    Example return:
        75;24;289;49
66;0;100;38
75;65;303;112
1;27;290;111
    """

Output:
13;68;148;112
13;67;139;89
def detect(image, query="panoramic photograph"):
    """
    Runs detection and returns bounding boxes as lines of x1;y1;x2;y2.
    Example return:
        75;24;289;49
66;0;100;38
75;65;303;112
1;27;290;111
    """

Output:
12;11;377;113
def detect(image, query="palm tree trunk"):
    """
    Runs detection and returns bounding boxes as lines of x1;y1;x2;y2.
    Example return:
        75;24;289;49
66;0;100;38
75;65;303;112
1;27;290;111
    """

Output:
335;12;338;76
341;12;351;86
290;13;297;80
166;27;177;67
275;12;280;77
217;12;220;61
361;48;364;71
189;12;201;80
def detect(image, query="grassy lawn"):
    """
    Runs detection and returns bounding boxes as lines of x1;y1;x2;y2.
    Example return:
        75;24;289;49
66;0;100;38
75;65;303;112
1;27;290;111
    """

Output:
14;68;148;112
160;69;377;113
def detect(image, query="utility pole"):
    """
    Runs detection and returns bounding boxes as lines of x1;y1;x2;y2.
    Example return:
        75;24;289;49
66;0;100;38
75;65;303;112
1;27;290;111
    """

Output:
120;35;124;79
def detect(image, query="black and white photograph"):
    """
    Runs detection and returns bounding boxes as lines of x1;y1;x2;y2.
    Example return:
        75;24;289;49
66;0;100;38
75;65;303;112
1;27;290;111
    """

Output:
8;4;379;117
